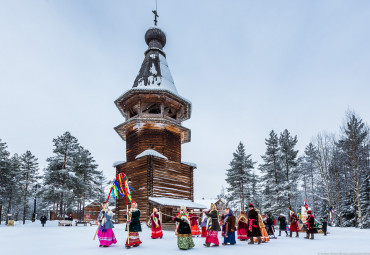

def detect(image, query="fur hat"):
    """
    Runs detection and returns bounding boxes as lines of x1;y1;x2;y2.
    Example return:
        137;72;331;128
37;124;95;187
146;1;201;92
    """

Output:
249;203;254;208
307;210;312;214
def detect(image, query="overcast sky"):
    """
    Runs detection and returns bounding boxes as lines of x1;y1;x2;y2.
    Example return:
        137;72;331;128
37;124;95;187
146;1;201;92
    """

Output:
1;0;370;199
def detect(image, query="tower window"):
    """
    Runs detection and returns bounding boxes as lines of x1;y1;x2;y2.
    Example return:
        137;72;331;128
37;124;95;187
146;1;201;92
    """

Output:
142;103;161;114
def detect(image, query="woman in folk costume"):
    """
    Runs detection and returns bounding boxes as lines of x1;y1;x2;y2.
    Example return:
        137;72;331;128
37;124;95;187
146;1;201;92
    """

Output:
125;202;142;249
253;210;270;243
304;210;316;240
204;203;221;247
173;207;195;250
189;209;201;236
289;210;299;237
200;212;208;237
97;203;117;247
237;210;249;241
222;208;236;245
247;203;262;244
149;208;163;239
175;205;188;236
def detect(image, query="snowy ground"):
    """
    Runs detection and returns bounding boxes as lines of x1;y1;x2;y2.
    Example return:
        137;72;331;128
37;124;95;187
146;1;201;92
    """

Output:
1;221;369;255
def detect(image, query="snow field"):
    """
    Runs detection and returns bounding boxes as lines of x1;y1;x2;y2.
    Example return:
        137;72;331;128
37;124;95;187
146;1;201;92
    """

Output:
1;221;369;255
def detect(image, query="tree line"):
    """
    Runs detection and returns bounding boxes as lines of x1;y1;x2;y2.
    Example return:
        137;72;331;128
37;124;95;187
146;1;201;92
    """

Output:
0;132;105;224
225;111;369;228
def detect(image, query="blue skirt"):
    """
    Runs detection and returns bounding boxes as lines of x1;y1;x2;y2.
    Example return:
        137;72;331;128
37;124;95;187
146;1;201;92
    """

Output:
224;231;236;244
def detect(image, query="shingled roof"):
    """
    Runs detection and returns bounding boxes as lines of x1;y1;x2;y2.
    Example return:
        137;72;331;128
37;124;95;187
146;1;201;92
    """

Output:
131;26;178;95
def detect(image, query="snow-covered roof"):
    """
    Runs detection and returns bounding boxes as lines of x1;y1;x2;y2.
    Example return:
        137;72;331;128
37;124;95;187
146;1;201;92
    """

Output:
149;197;207;209
135;149;168;160
181;161;197;168
112;161;126;167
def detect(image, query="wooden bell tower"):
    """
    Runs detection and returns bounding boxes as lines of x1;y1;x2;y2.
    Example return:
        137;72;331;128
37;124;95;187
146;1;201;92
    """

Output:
113;25;196;222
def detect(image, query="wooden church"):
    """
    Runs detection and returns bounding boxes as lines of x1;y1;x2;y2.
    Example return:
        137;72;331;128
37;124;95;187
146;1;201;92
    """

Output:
113;24;204;222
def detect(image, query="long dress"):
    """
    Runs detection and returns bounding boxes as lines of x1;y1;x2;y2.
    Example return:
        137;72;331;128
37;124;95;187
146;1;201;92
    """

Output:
97;211;117;247
205;210;221;246
289;214;299;233
189;213;201;236
126;209;142;247
247;209;262;237
237;215;249;240
174;217;195;250
223;213;236;244
150;212;163;239
254;214;270;242
200;215;208;237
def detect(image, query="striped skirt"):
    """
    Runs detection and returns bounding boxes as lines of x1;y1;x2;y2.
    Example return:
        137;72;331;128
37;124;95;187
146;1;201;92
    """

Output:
126;232;142;247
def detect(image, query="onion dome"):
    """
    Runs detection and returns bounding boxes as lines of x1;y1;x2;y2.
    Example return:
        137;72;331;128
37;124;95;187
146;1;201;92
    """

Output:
145;27;166;49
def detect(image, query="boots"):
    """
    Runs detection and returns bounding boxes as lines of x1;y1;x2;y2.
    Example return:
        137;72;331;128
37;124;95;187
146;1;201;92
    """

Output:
257;237;262;244
203;243;210;247
248;237;254;244
290;231;292;237
304;232;309;239
278;231;281;236
310;233;314;240
296;232;299;238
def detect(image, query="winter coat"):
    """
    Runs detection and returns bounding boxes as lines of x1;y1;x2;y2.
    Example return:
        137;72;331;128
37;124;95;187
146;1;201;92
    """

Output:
224;214;236;233
306;215;316;233
174;217;191;234
40;216;47;224
98;211;114;230
289;214;299;232
205;210;221;231
278;215;287;230
265;217;274;234
128;209;142;232
247;209;262;237
321;219;328;233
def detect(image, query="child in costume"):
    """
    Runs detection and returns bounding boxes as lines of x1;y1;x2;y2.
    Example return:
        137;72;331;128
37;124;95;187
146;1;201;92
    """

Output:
200;212;208;237
97;203;117;247
149;208;163;239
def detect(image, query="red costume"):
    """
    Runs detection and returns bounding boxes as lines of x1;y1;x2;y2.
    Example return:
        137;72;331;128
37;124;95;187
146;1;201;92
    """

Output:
150;212;163;239
289;213;299;232
189;213;201;236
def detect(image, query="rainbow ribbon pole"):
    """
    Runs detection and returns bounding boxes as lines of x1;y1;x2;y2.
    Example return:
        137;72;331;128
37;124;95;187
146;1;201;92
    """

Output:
105;173;134;204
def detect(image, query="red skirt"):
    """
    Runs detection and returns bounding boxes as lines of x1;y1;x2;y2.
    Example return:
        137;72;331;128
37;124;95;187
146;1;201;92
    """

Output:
125;232;142;247
191;225;201;236
151;225;163;239
205;230;219;245
201;227;208;237
290;223;299;232
237;228;248;240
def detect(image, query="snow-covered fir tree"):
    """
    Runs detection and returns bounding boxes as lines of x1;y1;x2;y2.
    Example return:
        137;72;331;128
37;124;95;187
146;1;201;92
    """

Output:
225;142;256;211
279;129;299;211
19;151;40;224
0;139;11;224
259;130;284;214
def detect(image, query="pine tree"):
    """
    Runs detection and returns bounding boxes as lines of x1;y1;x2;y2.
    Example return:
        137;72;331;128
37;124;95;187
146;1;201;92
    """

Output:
19;151;39;224
279;129;299;210
225;142;255;211
0;139;10;224
259;130;284;214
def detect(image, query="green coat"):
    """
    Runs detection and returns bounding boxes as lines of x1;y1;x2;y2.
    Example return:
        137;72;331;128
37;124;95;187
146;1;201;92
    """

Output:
127;210;142;232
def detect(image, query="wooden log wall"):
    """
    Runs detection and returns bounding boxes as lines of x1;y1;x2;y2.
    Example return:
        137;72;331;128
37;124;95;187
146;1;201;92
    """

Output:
126;124;181;162
115;156;195;222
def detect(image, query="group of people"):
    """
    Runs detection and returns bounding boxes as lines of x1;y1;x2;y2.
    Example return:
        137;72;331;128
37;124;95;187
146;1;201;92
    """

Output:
93;201;324;250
